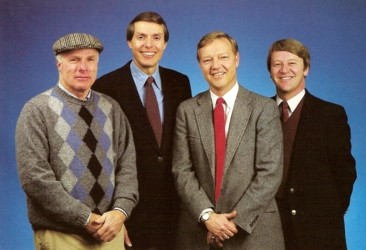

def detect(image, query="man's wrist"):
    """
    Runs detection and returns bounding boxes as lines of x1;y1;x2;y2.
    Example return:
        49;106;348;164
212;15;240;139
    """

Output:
199;208;214;222
113;207;128;218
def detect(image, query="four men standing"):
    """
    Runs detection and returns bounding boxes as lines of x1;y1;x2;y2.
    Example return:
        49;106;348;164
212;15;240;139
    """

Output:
15;12;356;250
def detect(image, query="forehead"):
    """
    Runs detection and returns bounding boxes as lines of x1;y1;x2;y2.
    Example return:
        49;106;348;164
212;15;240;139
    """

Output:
271;50;302;61
133;21;165;35
199;38;233;56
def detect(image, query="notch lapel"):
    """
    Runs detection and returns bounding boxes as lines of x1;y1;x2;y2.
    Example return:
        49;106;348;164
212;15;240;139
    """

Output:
195;93;215;177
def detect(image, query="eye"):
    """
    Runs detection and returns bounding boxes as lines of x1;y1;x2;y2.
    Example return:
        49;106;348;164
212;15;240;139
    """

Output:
202;58;212;64
153;35;162;41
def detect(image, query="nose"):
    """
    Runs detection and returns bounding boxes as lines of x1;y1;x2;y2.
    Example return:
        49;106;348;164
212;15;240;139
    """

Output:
279;64;289;73
211;58;220;69
78;60;88;71
145;37;153;47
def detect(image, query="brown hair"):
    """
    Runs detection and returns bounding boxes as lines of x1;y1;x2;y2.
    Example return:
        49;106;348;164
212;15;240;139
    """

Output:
197;31;239;61
267;38;310;71
126;11;169;42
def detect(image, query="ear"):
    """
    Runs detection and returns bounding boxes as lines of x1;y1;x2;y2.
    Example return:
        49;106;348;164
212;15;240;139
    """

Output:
162;42;168;51
56;59;62;71
304;66;310;77
236;52;240;68
127;40;133;49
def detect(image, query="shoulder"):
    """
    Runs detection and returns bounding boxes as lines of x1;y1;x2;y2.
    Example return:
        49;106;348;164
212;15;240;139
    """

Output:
94;62;131;84
305;91;346;114
238;85;277;107
159;66;190;82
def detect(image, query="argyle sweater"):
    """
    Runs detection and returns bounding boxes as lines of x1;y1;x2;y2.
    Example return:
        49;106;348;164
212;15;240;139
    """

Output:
16;85;138;235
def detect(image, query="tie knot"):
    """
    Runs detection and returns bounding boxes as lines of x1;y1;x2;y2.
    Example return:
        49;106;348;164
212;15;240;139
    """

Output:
216;97;225;106
281;101;289;110
146;76;154;86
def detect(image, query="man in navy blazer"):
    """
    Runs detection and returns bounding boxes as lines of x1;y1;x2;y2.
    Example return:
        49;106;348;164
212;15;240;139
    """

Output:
267;38;356;249
92;12;191;249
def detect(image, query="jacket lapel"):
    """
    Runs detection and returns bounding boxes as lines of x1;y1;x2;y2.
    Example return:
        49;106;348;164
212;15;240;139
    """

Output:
225;87;252;173
195;92;215;177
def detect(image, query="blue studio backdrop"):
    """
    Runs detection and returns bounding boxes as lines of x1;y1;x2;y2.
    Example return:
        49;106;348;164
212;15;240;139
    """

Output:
1;1;365;249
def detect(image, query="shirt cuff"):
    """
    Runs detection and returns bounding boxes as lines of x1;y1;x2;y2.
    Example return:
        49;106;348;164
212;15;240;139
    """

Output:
84;212;92;226
114;207;128;217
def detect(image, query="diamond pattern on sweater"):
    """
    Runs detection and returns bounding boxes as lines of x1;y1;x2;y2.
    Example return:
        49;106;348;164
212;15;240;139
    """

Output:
47;89;116;214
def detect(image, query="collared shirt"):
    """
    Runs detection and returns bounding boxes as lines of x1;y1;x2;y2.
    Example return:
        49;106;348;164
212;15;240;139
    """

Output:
198;82;239;222
276;89;305;117
130;61;164;122
210;82;239;136
58;82;91;101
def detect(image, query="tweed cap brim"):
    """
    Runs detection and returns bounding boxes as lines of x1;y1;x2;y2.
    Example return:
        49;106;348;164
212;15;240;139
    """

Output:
52;33;103;55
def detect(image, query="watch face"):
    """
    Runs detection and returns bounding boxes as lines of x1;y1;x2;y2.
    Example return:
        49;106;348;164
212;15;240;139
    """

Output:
202;213;209;221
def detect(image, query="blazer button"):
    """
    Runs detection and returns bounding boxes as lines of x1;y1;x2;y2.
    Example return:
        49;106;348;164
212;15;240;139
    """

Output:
290;188;295;194
291;210;297;216
157;156;164;163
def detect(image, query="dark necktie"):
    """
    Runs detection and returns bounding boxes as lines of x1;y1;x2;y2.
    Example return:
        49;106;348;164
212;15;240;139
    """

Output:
281;101;289;123
145;76;162;147
214;97;226;202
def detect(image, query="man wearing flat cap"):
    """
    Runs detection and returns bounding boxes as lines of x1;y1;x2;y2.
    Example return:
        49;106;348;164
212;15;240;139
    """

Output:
15;33;139;250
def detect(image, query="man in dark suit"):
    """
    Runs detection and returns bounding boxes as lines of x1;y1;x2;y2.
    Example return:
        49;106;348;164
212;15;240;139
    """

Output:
92;12;191;250
172;32;284;249
267;38;356;249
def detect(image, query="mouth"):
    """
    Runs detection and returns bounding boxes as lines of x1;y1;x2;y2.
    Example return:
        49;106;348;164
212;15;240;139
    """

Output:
212;72;225;78
141;52;156;58
75;76;90;81
279;76;293;80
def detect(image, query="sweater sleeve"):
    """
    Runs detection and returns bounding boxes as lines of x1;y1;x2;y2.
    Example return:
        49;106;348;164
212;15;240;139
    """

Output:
111;106;139;217
16;102;91;228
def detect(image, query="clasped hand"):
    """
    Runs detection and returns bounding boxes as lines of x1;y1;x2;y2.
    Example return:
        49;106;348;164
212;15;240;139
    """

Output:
205;211;238;248
85;210;126;242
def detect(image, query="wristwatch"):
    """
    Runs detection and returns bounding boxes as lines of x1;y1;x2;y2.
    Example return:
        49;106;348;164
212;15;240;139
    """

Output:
201;211;213;222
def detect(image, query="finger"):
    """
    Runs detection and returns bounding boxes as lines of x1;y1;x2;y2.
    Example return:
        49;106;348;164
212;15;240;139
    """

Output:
215;237;224;247
124;227;133;247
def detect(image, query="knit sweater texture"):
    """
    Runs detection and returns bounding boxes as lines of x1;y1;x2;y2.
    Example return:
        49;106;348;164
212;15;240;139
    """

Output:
16;85;138;235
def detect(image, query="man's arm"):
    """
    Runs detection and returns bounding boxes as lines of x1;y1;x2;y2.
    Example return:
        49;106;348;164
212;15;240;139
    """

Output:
16;102;91;228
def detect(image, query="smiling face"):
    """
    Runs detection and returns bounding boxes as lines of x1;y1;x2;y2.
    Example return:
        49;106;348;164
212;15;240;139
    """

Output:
128;21;167;75
57;48;99;100
198;38;239;96
270;50;309;100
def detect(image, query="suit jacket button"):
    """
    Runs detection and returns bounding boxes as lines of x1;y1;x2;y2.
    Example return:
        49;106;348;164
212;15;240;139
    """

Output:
290;188;295;194
291;210;297;215
157;156;163;163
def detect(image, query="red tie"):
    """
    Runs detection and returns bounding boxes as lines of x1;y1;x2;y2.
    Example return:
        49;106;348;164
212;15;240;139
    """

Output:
214;97;226;202
145;76;162;147
281;101;289;123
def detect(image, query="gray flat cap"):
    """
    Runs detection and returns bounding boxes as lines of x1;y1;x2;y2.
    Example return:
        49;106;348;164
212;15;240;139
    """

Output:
52;33;103;55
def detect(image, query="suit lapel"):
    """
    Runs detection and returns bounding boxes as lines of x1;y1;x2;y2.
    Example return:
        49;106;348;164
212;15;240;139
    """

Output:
225;87;252;172
195;92;215;177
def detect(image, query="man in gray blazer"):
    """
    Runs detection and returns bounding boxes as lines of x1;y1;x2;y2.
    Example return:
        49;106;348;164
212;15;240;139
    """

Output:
172;31;285;249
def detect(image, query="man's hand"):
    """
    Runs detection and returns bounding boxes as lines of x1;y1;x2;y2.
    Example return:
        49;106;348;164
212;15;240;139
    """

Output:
204;211;238;242
85;213;103;234
92;210;127;242
207;231;224;248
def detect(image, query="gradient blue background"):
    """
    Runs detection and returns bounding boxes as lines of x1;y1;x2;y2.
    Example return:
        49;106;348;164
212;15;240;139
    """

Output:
1;1;365;249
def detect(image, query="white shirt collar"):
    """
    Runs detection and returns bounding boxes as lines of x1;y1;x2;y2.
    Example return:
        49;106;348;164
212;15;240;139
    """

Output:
58;82;91;100
276;89;305;112
210;82;239;110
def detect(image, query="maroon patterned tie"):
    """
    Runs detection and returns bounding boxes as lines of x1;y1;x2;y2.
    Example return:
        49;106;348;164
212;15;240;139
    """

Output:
281;101;289;123
214;97;226;202
145;76;162;147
